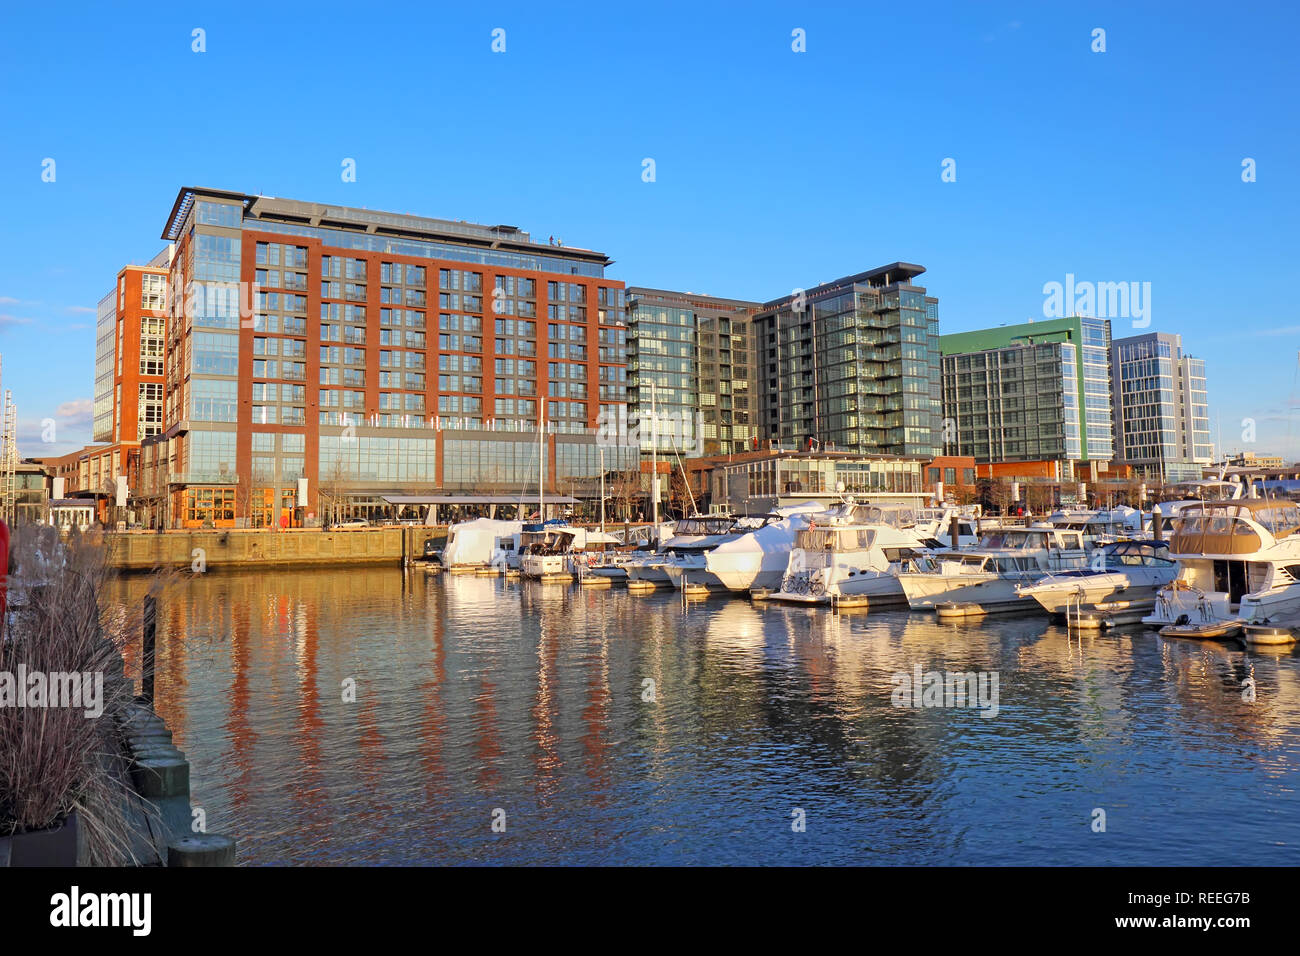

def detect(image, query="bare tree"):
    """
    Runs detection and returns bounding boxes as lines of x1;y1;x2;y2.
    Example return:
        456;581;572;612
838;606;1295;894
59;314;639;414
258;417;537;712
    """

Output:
983;478;1013;516
319;458;350;528
1025;482;1054;515
667;468;690;518
234;471;254;529
609;469;640;522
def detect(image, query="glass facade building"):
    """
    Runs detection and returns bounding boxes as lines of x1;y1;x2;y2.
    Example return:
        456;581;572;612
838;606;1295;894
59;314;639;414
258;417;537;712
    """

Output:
56;259;176;523
753;265;941;458
714;452;926;513
92;289;116;442
626;288;760;456
1110;331;1212;480
940;316;1115;472
148;187;630;527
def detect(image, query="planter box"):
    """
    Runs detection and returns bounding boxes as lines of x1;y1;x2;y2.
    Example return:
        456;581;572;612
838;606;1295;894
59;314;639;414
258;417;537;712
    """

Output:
0;810;85;867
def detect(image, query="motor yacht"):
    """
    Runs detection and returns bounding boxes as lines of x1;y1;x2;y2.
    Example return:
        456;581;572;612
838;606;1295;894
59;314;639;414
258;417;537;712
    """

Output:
519;524;625;581
1046;508;1142;548
624;515;743;588
1016;539;1177;617
703;503;825;592
767;501;965;607
897;525;1089;614
1142;497;1300;639
440;517;524;571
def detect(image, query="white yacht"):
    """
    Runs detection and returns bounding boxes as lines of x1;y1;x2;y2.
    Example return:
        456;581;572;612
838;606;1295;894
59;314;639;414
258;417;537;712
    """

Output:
519;525;624;581
897;525;1089;614
707;503;977;594
703;503;824;592
1016;539;1178;617
1142;497;1300;638
768;502;965;607
914;506;983;543
624;515;743;588
1046;508;1142;548
441;518;524;571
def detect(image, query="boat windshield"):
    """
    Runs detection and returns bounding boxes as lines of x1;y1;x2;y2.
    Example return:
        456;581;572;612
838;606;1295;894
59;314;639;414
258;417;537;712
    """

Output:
990;556;1040;573
1174;505;1255;537
673;517;735;536
846;504;916;528
797;528;876;551
1167;481;1238;500
1254;504;1300;534
1175;502;1300;537
978;530;1049;550
1105;541;1174;566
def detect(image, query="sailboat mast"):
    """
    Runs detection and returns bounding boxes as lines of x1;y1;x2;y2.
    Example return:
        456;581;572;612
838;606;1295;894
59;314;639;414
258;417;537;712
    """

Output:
651;380;658;527
538;405;545;521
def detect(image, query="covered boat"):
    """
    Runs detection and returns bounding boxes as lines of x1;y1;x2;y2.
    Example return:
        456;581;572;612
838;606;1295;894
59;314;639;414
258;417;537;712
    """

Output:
441;518;524;570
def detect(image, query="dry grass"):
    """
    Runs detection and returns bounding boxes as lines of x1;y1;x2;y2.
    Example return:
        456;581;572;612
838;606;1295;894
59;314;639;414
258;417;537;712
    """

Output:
0;523;167;865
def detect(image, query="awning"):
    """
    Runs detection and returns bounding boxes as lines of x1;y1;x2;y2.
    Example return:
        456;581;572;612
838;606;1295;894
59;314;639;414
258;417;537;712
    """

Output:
380;494;577;505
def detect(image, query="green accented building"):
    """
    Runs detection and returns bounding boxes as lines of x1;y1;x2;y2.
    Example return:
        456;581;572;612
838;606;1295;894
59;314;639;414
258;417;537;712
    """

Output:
939;317;1114;476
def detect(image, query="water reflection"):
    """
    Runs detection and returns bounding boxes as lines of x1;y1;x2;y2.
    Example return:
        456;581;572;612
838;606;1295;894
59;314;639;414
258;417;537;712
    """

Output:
105;570;1300;865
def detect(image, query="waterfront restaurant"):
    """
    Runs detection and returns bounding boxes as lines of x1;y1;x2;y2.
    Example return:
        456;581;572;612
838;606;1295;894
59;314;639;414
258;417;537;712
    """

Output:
135;421;638;529
710;451;929;514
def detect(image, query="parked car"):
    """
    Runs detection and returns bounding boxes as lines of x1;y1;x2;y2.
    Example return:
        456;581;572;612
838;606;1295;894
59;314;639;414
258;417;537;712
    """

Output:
336;518;370;529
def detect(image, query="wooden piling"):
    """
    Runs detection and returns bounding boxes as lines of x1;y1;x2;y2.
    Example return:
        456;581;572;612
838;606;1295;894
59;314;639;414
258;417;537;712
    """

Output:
142;594;156;705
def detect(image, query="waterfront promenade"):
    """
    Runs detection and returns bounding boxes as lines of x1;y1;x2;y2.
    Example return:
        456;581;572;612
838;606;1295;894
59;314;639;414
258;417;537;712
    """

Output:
103;526;422;572
101;524;663;571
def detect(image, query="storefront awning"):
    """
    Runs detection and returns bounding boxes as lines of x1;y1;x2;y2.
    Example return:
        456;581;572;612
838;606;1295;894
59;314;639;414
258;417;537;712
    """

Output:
379;494;577;505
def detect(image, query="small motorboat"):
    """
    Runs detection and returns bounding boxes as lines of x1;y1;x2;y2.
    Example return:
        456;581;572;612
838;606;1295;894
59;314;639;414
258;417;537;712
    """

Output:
1242;622;1297;645
1158;616;1245;641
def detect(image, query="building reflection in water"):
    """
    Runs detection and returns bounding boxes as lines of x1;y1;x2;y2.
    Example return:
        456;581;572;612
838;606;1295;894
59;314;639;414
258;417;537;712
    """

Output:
104;570;1300;865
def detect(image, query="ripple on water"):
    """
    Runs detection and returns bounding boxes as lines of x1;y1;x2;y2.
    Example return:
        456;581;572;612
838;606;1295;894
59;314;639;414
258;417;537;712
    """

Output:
107;569;1300;865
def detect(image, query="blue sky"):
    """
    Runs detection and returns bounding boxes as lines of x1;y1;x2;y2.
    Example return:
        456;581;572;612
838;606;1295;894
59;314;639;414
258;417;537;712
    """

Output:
1;0;1297;459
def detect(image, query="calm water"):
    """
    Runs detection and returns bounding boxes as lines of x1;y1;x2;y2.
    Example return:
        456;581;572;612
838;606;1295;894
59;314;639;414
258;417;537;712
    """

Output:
107;568;1300;865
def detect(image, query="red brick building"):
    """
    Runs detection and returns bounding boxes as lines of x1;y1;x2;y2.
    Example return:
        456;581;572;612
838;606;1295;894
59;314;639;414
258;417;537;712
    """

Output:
32;258;169;524
138;188;635;528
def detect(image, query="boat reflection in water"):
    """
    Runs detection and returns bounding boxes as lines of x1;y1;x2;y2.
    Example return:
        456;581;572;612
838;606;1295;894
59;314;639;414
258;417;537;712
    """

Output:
105;568;1300;866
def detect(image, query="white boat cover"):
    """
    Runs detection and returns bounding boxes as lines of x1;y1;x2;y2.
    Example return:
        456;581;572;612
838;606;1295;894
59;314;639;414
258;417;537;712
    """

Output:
442;518;524;566
556;528;624;548
705;503;824;563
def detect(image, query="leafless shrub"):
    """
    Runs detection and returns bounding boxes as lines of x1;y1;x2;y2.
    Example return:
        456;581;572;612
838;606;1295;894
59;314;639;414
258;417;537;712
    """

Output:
0;523;171;864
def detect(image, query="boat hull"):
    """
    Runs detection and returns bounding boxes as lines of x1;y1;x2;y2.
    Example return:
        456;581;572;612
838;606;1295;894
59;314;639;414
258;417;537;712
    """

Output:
900;572;1037;613
770;569;906;606
625;562;672;586
704;551;791;593
1021;573;1171;617
663;561;725;591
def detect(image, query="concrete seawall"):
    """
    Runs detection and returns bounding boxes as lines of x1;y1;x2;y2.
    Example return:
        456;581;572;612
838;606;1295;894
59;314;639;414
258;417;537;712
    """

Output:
104;527;444;572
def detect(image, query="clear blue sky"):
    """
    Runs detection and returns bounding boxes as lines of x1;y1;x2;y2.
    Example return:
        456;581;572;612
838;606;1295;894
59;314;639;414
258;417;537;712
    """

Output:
2;0;1297;460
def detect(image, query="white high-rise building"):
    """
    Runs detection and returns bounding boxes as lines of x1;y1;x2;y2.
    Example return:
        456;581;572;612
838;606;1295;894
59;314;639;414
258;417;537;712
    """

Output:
1110;331;1212;481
